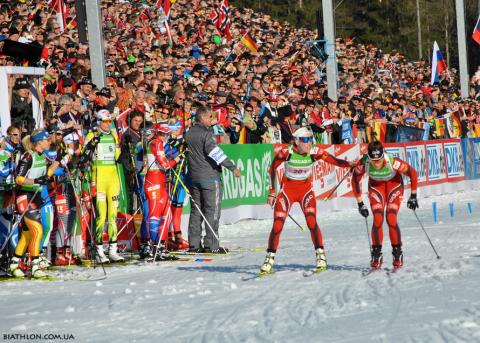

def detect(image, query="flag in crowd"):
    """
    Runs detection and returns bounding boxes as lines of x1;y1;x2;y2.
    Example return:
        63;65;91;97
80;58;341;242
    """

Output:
115;108;133;141
430;41;447;85
446;111;462;138
472;14;480;45
156;0;172;18
48;0;67;32
211;0;231;41
240;31;258;52
66;16;77;30
435;118;446;137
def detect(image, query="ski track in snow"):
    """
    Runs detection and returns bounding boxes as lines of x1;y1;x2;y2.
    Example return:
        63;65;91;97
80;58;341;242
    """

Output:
2;191;480;342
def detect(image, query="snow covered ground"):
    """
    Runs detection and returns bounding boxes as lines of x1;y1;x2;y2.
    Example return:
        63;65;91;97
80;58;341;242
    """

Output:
2;189;480;343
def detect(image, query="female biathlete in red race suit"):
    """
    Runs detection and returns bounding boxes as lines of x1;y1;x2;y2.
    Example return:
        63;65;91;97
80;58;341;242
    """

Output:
259;127;354;275
352;141;419;269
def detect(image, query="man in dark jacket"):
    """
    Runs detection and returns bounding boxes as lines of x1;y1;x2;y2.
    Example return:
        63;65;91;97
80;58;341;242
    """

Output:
184;105;241;253
10;78;35;133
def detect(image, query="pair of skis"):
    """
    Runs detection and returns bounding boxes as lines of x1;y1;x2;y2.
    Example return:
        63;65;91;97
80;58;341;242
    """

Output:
242;267;326;281
362;266;402;277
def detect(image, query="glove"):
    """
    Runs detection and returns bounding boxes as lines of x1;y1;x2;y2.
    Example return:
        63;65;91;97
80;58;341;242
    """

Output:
90;134;101;146
358;201;369;218
34;175;49;185
407;193;419;210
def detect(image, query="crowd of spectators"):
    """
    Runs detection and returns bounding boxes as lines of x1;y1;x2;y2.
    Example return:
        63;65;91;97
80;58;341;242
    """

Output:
2;0;480;145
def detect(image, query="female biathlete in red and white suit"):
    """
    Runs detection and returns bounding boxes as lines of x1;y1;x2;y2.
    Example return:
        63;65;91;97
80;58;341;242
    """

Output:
352;141;419;269
145;124;181;260
259;127;353;275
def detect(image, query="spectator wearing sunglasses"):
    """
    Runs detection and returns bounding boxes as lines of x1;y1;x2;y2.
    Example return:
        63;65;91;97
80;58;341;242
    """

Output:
259;127;354;276
6;126;22;151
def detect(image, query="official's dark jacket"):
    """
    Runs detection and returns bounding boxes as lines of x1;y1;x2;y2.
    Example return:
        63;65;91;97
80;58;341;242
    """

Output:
184;122;236;183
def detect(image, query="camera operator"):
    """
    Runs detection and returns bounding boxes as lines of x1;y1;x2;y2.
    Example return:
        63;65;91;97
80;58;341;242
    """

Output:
261;114;282;144
243;103;266;144
225;105;241;144
55;94;75;128
10;78;34;134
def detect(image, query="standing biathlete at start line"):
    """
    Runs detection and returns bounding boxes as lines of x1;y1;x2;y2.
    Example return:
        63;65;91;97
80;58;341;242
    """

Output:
352;141;419;270
259;127;354;275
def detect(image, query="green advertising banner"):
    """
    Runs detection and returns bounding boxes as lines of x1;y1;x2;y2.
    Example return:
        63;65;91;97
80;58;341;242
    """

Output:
220;144;274;208
180;144;274;213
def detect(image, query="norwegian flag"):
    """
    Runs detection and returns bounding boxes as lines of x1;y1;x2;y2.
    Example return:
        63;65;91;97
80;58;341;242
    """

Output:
219;0;231;41
210;7;220;27
209;0;231;41
156;0;171;18
48;0;67;32
115;108;133;141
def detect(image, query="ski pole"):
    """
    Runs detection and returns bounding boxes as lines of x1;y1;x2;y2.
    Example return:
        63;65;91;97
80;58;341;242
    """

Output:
116;206;141;238
270;188;305;232
323;167;353;202
287;213;305;232
171;152;185;196
170;166;227;254
151;205;173;262
413;210;441;259
80;173;106;275
364;217;371;251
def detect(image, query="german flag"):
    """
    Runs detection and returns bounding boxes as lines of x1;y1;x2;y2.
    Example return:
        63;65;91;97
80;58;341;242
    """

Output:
241;32;258;53
66;17;77;30
373;121;387;142
435;118;446;138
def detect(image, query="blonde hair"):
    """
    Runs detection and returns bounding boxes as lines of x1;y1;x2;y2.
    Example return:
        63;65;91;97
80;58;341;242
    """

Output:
22;128;45;151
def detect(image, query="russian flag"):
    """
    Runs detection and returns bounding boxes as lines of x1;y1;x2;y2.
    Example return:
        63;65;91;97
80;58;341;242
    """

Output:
473;15;480;45
430;41;447;85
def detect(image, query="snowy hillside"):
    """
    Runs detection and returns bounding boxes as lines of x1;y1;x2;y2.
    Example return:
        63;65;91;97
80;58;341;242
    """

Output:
2;190;480;343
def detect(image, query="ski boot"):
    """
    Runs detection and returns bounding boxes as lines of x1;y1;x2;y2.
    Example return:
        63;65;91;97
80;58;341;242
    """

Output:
259;252;275;275
166;232;177;251
392;245;403;269
204;246;229;254
188;246;204;253
370;245;383;269
174;233;189;251
8;256;25;278
65;247;82;265
95;245;110;264
54;247;68;266
315;247;327;272
31;258;48;279
150;245;178;261
108;243;125;263
38;251;51;269
139;242;153;259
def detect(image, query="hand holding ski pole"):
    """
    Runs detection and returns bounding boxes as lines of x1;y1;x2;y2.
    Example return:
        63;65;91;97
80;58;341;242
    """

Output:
407;193;419;210
267;190;276;208
358;201;369;217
